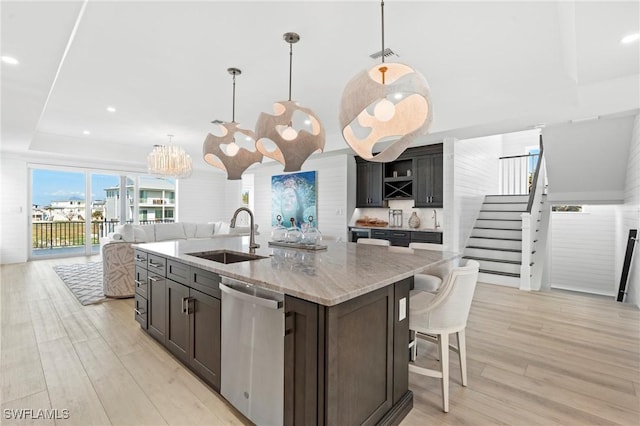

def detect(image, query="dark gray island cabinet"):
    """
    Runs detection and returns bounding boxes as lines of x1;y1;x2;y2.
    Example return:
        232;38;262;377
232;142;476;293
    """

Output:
132;239;457;425
135;247;411;425
135;250;221;391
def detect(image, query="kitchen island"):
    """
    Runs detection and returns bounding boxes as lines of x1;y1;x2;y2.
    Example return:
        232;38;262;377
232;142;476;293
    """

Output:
133;235;459;426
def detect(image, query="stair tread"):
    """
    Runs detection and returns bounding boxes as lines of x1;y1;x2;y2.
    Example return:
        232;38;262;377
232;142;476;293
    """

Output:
482;202;528;204
466;246;521;253
469;236;522;241
464;256;534;266
479;269;521;278
463;256;521;265
474;227;522;231
476;218;522;222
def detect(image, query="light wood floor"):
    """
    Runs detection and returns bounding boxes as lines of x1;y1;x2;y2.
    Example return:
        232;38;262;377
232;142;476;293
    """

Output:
1;256;639;425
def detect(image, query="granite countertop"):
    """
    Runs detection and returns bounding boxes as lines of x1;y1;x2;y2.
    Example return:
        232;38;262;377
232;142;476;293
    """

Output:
348;224;444;233
135;236;458;306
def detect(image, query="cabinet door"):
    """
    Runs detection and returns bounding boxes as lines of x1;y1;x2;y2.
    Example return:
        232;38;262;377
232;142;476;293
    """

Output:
414;153;443;208
368;162;384;207
284;295;322;426
147;274;167;343
356;161;385;207
430;152;444;207
189;289;221;391
356;162;370;207
166;280;190;364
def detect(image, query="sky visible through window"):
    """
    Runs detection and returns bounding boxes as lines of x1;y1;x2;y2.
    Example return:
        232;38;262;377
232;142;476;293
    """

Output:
32;169;119;206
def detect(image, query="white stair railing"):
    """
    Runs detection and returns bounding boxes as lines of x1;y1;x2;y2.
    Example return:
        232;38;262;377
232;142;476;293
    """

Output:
520;136;545;291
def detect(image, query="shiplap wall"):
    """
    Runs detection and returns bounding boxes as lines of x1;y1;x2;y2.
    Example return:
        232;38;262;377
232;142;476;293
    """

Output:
501;129;540;156
452;135;501;251
251;154;350;241
0;156;29;264
621;114;640;307
176;169;227;223
550;206;617;296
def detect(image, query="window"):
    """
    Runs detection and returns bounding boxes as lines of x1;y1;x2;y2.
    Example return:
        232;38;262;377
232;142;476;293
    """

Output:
551;205;583;212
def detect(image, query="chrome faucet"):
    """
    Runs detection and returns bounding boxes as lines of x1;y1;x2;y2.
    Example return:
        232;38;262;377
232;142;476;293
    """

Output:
230;207;260;253
432;209;440;229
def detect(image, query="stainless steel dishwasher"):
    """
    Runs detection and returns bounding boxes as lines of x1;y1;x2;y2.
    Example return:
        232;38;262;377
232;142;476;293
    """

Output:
219;276;284;426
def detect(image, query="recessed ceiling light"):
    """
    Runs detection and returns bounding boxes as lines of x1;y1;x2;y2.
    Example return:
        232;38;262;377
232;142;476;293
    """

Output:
83;130;91;135
393;93;403;100
1;56;19;65
621;33;640;44
106;106;116;112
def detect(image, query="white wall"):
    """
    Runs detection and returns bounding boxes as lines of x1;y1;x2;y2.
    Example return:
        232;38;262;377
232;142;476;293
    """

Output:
176;169;227;223
543;115;635;202
550;205;617;296
501;128;540;157
251;154;350;242
619;114;640;307
451;134;501;251
0;156;29;264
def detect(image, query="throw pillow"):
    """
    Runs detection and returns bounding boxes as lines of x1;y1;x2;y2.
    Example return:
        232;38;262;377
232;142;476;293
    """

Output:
155;223;187;241
113;224;134;242
183;222;197;239
132;225;148;242
140;224;156;242
195;223;215;238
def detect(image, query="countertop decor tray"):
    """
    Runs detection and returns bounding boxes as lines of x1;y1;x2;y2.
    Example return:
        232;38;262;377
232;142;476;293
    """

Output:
268;241;328;251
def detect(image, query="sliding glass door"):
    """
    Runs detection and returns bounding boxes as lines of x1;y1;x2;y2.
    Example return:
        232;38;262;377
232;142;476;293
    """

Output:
31;168;125;258
31;168;89;257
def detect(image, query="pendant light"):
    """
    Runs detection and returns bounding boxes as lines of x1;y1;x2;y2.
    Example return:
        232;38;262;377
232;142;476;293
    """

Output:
203;68;263;180
255;32;325;172
147;134;193;178
339;0;433;163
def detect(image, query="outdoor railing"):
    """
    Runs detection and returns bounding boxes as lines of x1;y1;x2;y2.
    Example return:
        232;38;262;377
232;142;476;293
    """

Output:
32;219;174;249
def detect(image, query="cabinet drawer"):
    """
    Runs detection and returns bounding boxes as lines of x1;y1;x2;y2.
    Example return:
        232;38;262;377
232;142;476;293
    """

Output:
191;268;221;298
134;266;148;298
147;254;167;276
134;293;148;329
371;229;390;239
411;231;443;244
134;250;148;266
167;259;190;285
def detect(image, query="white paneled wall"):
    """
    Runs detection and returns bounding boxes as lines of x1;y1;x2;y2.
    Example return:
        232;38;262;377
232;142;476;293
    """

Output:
0;156;29;264
451;135;501;251
621;114;640;307
501;129;540;157
550;206;617;296
176;169;227;223
251;155;350;242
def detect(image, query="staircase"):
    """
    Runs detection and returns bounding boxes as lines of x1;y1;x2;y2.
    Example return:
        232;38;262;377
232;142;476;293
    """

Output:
463;194;536;287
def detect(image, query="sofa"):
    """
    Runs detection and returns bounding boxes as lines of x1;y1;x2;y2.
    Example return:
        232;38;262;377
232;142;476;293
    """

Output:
100;221;257;298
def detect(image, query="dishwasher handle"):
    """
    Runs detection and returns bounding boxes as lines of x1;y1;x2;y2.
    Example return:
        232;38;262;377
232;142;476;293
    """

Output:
219;282;283;310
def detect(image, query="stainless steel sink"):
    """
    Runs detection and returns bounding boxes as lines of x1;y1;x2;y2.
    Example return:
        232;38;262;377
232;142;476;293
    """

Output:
186;250;266;264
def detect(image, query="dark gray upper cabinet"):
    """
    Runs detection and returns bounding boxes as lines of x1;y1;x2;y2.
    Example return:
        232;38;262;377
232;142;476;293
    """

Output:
414;151;443;208
355;159;386;208
355;144;443;208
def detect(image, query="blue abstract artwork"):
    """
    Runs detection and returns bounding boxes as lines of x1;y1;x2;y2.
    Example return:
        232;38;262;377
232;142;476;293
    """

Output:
271;171;317;228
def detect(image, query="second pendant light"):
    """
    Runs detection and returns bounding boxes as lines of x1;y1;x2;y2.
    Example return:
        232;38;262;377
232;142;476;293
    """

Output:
255;32;325;172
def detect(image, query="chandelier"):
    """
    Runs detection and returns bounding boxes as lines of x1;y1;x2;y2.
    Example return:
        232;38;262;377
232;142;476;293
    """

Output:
203;67;263;180
339;0;433;162
255;32;325;172
147;135;193;178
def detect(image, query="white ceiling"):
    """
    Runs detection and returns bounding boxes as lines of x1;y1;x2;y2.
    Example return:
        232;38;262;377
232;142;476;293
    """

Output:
1;0;639;171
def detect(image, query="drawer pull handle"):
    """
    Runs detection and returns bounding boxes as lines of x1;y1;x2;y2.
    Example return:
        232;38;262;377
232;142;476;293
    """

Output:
148;276;159;282
135;257;145;262
148;262;163;268
134;280;142;286
135;309;145;315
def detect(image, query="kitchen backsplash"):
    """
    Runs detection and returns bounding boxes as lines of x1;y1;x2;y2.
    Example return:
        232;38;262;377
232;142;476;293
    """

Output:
350;200;443;229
